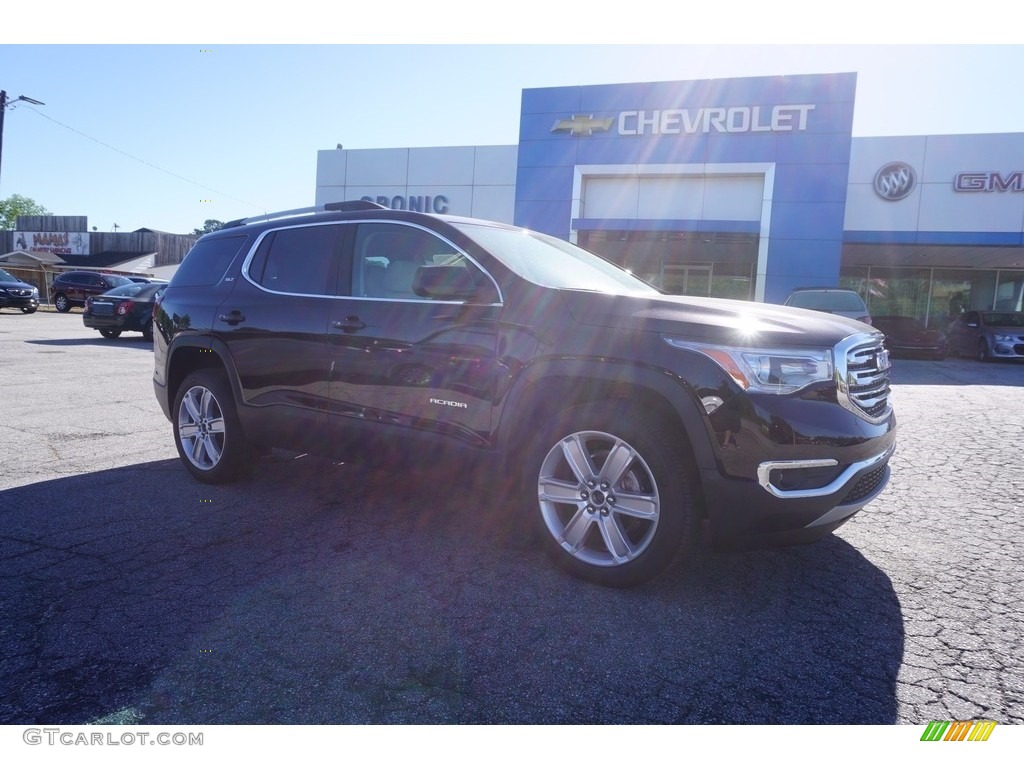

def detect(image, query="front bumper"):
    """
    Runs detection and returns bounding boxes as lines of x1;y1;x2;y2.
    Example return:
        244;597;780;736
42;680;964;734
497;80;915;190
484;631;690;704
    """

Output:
0;295;39;310
701;439;894;549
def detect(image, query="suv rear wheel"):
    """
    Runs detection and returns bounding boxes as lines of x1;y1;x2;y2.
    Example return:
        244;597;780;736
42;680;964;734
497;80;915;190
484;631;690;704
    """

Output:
173;369;253;484
528;402;699;587
54;293;71;312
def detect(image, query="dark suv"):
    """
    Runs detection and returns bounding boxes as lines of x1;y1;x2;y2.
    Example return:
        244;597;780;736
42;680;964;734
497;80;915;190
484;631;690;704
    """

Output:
51;271;133;312
153;202;896;586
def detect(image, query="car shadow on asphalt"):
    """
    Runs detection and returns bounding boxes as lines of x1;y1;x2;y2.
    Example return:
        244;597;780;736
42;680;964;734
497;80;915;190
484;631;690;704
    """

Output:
24;338;152;347
0;454;902;725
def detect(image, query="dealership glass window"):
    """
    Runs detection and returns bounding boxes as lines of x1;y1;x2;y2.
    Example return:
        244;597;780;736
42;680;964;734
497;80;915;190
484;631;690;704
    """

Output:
840;266;1011;328
929;270;980;329
995;270;1024;311
577;230;755;299
858;267;933;321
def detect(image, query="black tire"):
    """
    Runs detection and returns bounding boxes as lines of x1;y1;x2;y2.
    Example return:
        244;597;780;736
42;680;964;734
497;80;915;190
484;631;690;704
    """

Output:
54;293;71;313
21;307;37;314
977;338;990;362
99;329;121;339
525;401;700;587
172;369;253;484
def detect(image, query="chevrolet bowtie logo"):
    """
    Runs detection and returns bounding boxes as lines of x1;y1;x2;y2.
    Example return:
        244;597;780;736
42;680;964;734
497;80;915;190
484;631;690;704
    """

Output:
551;114;614;136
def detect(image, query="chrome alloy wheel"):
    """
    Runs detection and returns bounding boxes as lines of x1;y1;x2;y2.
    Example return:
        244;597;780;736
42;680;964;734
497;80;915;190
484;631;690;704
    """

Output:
177;384;227;471
537;430;660;568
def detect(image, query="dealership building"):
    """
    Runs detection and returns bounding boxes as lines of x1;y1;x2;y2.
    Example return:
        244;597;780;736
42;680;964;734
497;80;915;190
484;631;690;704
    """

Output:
315;72;1024;328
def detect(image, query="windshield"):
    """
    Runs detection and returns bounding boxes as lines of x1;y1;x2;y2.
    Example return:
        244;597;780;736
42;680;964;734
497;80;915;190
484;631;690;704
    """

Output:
983;312;1024;327
454;223;658;294
0;268;18;282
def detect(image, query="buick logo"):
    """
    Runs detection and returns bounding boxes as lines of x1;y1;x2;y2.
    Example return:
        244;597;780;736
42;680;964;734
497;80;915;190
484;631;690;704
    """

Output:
874;162;916;201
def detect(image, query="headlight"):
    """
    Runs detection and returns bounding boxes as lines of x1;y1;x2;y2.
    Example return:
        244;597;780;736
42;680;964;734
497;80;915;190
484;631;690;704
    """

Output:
992;334;1013;342
665;338;834;394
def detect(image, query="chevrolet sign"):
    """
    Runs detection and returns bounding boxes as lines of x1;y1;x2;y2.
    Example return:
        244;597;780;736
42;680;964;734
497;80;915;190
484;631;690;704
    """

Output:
551;104;816;137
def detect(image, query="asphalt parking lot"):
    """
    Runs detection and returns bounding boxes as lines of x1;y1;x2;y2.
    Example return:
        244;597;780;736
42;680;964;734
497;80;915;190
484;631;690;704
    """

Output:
1;309;1022;725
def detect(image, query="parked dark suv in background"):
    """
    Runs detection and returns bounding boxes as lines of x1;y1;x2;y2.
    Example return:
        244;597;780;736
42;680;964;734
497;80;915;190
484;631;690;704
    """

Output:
153;202;897;586
51;271;133;312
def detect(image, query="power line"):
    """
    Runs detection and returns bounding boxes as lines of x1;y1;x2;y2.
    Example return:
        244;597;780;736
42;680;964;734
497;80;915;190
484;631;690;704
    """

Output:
23;105;268;211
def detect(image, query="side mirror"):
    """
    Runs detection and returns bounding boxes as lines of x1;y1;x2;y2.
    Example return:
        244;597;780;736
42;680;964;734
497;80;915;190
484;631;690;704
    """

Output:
413;265;487;301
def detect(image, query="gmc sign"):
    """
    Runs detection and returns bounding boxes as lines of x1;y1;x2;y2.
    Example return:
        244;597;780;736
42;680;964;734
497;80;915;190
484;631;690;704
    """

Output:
954;172;1024;192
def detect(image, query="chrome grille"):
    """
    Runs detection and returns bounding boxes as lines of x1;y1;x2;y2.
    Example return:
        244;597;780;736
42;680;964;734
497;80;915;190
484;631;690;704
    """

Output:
836;333;892;423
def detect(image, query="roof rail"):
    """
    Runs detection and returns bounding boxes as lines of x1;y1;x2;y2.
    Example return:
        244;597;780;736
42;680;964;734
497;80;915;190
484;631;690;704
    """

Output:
223;200;387;229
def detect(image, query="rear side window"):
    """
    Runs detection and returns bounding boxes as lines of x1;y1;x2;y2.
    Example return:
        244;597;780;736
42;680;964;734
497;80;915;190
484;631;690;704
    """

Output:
247;225;342;295
172;235;249;287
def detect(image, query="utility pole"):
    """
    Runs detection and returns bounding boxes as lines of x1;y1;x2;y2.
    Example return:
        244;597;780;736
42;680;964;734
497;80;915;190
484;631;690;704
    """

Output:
0;90;46;191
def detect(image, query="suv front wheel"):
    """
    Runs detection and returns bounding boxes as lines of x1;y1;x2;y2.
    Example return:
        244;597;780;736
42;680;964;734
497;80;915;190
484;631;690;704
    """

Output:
528;402;699;587
173;369;253;484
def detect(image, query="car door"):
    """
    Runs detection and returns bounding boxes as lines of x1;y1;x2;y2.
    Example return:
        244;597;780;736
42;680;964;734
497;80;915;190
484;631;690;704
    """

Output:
325;221;503;452
215;222;344;453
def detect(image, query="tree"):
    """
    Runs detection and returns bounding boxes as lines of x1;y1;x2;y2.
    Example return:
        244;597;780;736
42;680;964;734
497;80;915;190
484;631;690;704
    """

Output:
0;194;50;230
192;219;225;235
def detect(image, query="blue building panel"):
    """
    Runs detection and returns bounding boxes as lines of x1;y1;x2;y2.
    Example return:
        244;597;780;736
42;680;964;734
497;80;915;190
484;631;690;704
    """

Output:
775;131;853;165
579;83;649;112
514;165;576;202
703;133;780;164
516;139;579;168
641;79;719;108
773;163;851;203
629;136;711;165
574;138;648;165
770;200;847;241
514;200;574;235
521;86;583;115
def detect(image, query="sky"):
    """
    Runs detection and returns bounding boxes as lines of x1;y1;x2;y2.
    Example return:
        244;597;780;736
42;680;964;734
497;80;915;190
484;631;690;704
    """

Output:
1;6;1021;235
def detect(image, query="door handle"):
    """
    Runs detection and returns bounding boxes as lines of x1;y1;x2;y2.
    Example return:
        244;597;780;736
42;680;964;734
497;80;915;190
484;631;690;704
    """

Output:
218;311;246;325
333;316;366;332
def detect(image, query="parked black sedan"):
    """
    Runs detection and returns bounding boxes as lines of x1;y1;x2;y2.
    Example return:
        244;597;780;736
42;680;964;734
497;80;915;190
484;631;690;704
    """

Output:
0;267;40;313
83;283;164;341
871;315;949;360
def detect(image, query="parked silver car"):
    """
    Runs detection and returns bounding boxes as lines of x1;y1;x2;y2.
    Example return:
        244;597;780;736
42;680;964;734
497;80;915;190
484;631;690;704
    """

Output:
783;287;872;325
948;311;1024;361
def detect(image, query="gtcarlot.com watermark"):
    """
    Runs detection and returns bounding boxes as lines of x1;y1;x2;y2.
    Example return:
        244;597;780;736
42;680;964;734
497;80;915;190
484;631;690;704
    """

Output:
23;728;203;747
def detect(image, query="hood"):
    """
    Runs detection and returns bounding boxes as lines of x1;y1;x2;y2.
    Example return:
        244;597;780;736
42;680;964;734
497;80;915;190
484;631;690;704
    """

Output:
563;290;876;348
0;278;36;291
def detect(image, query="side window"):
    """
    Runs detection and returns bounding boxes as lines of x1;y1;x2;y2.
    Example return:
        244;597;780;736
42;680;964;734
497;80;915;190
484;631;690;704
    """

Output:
251;225;341;295
352;223;482;300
